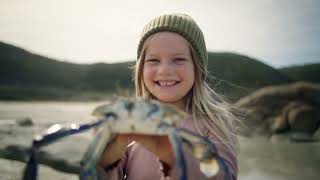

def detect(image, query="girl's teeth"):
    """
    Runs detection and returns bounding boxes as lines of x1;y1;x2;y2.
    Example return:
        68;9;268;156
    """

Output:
159;81;176;86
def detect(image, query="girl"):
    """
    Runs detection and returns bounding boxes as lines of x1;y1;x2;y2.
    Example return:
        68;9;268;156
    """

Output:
98;13;239;180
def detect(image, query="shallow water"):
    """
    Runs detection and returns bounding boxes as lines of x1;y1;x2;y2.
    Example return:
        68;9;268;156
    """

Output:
0;101;106;125
0;101;319;180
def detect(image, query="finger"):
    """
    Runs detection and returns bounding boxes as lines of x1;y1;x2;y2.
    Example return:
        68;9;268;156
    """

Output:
161;176;172;180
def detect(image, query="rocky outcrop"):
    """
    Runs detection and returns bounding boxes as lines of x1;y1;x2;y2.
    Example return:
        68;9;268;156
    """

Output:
15;117;34;127
235;82;320;142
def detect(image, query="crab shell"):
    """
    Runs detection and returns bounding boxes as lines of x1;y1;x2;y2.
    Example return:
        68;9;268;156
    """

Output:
92;98;188;135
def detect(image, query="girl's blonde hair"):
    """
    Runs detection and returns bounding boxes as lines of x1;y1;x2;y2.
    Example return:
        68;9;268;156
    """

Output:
134;34;240;156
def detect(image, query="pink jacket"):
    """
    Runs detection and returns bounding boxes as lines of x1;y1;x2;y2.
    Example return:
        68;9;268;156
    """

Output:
97;118;238;180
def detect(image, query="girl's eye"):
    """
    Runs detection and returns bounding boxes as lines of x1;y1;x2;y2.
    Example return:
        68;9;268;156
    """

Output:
145;59;160;64
174;58;187;64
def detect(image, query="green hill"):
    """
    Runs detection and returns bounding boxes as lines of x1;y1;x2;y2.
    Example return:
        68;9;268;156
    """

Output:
0;42;134;100
0;42;293;101
279;63;320;83
206;52;292;100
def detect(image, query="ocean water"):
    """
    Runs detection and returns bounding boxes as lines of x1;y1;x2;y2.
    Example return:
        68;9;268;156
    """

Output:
0;101;319;180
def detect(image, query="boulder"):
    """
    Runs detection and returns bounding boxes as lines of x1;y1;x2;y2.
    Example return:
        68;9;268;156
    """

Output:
15;117;33;127
289;132;316;142
235;82;320;142
269;101;306;133
287;105;320;133
235;82;320;108
269;115;288;133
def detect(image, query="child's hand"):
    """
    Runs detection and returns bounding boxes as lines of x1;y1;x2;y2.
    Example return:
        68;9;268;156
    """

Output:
99;134;174;169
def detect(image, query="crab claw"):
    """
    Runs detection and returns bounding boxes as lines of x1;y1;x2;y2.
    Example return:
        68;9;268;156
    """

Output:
175;128;221;178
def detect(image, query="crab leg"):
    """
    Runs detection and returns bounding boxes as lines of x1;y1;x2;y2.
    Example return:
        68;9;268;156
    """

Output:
168;129;187;180
23;120;106;180
80;125;114;180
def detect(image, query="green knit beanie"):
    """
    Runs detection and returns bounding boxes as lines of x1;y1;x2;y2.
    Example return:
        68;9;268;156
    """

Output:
137;13;208;78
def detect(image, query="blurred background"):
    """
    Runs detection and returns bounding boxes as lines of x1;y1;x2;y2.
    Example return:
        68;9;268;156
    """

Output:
0;0;319;179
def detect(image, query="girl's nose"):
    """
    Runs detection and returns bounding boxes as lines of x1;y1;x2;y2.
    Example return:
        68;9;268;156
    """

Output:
157;61;174;75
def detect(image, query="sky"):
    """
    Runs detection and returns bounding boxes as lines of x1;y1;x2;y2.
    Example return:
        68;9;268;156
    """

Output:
0;0;319;68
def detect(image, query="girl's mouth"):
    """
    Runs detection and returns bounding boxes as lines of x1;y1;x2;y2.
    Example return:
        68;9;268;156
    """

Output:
155;80;180;87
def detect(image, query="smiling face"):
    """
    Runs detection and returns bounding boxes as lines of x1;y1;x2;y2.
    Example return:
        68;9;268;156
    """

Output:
142;32;195;110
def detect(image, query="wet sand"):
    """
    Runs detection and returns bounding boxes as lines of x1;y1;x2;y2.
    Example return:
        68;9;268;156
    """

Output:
238;136;320;180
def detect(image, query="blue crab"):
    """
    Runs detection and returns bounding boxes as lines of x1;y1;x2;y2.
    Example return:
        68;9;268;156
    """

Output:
80;98;229;180
23;98;230;180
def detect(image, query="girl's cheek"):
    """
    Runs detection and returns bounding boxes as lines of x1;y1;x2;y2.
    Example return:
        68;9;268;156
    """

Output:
143;66;156;76
142;69;153;84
